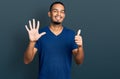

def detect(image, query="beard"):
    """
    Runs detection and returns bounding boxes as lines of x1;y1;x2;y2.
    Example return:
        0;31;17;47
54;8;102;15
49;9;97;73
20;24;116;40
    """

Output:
53;21;61;25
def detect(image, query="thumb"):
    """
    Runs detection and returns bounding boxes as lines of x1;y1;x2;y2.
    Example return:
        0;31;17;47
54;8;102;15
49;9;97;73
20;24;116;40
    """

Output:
39;32;46;37
77;29;81;35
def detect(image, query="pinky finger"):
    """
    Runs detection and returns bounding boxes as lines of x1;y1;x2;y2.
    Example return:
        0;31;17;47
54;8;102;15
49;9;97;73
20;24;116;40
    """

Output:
25;25;29;32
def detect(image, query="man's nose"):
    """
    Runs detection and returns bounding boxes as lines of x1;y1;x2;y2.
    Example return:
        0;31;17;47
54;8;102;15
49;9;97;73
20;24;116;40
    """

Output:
57;11;61;16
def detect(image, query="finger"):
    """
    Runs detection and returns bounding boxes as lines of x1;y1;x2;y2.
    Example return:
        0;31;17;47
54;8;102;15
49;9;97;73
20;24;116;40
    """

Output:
75;35;82;39
37;21;40;29
29;20;32;30
39;32;46;37
33;19;35;29
77;29;81;35
25;25;29;32
40;32;46;36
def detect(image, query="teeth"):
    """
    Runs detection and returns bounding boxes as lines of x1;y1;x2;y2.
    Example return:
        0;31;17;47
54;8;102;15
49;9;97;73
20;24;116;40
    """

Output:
56;16;61;20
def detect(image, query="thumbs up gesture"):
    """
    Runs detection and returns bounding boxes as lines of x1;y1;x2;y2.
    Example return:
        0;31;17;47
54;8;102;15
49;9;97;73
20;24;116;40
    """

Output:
75;29;83;47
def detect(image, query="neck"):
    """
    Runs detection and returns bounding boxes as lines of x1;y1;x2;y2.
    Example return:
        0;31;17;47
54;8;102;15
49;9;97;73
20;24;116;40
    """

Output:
49;23;63;31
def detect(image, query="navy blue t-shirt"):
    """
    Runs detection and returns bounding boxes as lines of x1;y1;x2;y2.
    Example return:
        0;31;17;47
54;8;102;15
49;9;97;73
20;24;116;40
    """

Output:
35;26;78;79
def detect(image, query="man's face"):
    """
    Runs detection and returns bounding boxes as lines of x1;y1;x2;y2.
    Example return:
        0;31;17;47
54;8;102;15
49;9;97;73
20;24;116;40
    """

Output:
48;4;65;25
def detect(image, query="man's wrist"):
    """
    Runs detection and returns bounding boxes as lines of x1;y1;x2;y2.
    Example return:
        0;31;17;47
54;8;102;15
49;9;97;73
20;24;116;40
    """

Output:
29;41;36;45
29;40;37;43
78;45;82;48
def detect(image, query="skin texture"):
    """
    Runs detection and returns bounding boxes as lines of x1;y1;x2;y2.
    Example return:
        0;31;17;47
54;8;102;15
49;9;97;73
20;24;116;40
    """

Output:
24;3;84;65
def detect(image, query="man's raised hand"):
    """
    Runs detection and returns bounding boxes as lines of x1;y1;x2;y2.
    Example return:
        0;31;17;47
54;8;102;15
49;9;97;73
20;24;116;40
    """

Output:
25;19;46;42
75;29;83;47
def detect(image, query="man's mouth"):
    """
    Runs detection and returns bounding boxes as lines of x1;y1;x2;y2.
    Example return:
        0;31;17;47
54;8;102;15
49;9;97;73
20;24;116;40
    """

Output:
55;16;61;21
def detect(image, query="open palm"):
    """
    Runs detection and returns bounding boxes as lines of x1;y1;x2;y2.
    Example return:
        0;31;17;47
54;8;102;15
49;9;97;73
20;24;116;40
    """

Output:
25;19;46;42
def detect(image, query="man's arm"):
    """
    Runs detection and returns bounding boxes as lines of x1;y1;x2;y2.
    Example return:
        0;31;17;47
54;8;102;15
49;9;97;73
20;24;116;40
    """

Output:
73;29;84;65
72;46;84;65
24;19;46;64
24;42;37;64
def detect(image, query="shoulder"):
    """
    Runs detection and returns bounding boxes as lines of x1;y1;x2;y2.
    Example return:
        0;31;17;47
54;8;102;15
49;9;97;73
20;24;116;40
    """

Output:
38;26;49;33
64;27;76;35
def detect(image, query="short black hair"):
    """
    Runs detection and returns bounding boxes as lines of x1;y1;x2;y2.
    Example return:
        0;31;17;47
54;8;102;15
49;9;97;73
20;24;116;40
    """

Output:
49;1;65;11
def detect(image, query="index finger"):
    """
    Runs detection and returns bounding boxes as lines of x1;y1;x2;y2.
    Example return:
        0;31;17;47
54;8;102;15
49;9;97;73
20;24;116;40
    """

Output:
36;21;40;29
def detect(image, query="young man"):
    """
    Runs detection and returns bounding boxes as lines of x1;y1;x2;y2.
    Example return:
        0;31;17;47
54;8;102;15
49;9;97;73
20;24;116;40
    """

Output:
24;1;84;79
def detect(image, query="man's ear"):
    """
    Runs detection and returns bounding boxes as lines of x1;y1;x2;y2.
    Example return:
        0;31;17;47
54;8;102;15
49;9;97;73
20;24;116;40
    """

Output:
48;11;51;17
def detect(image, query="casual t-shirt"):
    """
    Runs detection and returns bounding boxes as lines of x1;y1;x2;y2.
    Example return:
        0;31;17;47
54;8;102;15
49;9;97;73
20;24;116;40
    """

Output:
35;26;78;79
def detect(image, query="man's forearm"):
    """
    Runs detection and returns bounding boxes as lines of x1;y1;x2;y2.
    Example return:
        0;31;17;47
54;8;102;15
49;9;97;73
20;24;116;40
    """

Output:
24;42;36;64
75;46;84;65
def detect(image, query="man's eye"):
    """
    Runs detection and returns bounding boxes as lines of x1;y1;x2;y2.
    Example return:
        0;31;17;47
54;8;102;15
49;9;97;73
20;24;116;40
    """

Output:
61;11;65;13
53;10;57;12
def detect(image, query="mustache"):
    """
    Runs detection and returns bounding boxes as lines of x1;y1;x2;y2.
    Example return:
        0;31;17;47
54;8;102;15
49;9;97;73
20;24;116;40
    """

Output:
55;16;62;18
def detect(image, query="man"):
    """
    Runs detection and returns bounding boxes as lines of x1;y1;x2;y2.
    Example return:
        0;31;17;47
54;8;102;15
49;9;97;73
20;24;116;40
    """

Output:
24;1;84;79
